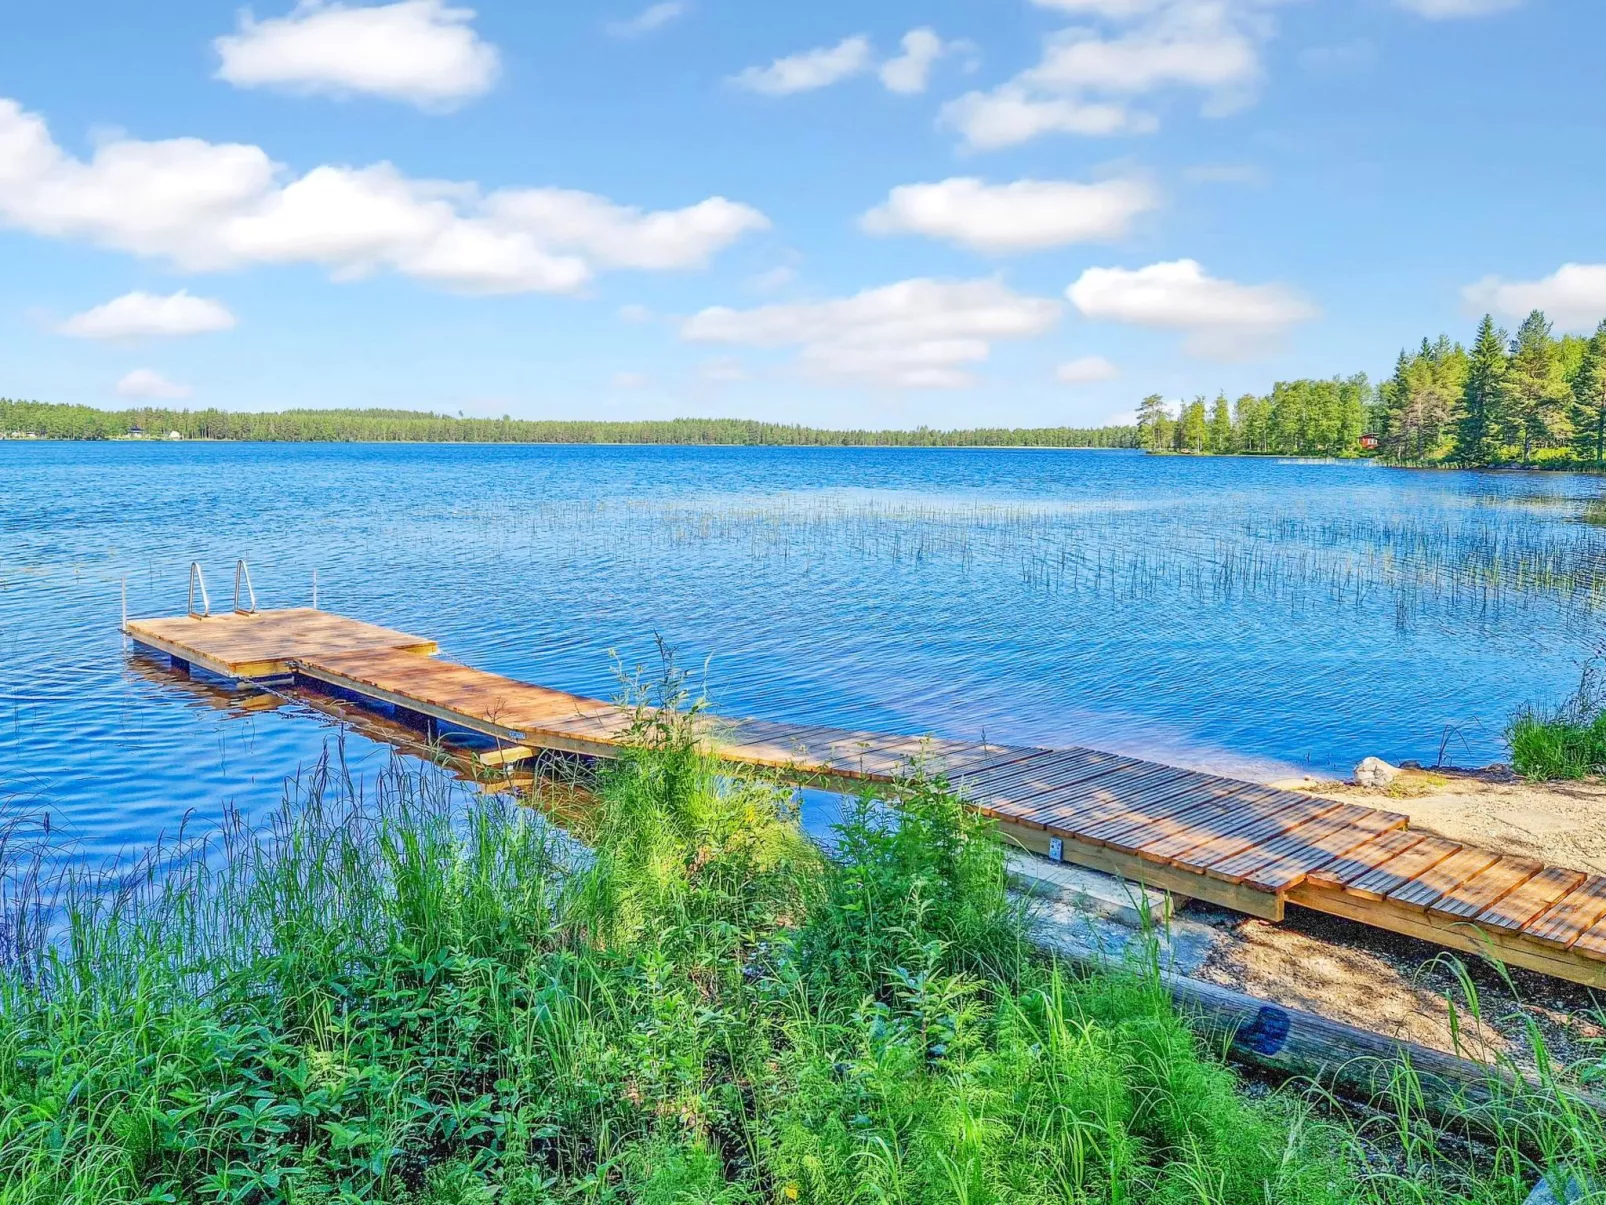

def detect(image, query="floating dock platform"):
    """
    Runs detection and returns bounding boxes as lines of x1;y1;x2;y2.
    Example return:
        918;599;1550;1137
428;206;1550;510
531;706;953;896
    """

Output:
124;607;1606;988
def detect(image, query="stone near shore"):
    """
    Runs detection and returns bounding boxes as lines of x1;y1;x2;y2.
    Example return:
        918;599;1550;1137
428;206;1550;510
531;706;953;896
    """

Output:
1354;756;1401;789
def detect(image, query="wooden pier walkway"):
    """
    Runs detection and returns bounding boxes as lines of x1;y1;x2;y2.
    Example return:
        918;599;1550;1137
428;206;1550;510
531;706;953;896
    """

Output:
125;607;1606;988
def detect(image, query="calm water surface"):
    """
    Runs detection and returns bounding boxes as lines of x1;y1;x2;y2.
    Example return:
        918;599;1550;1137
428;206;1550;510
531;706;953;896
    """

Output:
4;441;1605;864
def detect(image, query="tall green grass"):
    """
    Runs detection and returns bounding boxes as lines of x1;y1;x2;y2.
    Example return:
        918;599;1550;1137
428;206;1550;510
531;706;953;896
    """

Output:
1507;672;1606;779
1;715;1601;1202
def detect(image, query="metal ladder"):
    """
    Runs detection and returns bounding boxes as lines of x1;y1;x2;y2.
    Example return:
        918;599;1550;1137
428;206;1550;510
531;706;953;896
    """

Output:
184;559;258;618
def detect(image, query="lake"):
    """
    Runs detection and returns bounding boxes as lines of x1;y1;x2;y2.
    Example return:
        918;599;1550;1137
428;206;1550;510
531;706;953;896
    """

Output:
3;440;1604;866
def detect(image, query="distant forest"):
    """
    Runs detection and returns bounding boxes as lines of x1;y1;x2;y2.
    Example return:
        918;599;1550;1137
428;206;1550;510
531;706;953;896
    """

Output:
1139;309;1606;467
6;307;1604;466
0;401;1138;449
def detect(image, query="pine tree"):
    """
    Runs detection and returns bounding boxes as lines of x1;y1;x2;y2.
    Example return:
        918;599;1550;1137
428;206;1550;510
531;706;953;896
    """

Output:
1206;393;1233;453
1573;319;1606;465
1455;314;1507;466
1501;310;1570;462
1136;394;1169;451
1177;397;1208;451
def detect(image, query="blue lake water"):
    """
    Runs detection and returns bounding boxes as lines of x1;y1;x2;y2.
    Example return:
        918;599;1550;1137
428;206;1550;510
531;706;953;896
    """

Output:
4;440;1606;866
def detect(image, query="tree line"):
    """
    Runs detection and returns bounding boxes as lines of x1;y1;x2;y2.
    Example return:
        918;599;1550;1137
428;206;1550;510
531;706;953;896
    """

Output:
0;401;1140;449
1133;309;1606;467
1376;312;1606;467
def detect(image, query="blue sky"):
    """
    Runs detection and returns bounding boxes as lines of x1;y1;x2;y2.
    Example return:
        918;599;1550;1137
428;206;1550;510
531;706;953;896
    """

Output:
1;0;1601;429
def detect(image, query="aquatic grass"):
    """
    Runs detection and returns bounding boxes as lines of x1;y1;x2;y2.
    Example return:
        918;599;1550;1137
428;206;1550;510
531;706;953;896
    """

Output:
1;718;1604;1201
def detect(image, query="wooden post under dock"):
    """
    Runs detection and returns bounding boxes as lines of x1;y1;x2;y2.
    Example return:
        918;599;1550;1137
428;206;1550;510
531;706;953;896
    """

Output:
123;607;1606;990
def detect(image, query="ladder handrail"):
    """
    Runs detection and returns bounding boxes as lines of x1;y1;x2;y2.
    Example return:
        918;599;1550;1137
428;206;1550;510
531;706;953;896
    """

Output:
233;559;258;614
187;562;211;618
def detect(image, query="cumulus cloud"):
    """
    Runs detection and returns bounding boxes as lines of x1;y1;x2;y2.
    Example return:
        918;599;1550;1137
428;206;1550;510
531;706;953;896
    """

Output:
879;28;964;94
0;97;766;296
605;2;687;38
943;0;1277;150
1068;258;1316;357
215;0;500;108
734;29;965;97
1463;264;1606;332
862;176;1158;253
117;368;193;399
682;278;1061;388
1057;355;1120;383
1395;0;1521;16
731;35;873;95
59;290;237;339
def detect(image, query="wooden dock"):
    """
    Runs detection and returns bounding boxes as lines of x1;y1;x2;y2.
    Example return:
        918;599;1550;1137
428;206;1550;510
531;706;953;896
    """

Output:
124;608;1606;988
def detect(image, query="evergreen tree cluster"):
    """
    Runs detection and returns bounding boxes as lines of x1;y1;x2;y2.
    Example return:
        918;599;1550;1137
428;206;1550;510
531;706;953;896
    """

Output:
1377;311;1606;467
0;401;1140;449
1136;376;1371;457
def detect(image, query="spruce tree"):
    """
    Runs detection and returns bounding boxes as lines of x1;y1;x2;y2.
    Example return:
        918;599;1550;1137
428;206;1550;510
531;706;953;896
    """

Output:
1573;319;1606;465
1455;314;1507;466
1501;310;1570;462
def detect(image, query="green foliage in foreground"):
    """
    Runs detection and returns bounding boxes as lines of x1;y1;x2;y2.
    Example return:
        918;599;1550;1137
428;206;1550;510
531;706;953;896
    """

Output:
1;723;1601;1203
0;398;1138;449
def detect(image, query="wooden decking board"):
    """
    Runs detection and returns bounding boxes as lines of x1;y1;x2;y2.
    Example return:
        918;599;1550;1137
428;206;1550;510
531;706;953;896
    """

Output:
128;609;438;678
1092;781;1262;855
1386;847;1503;911
1203;803;1383;882
1303;828;1427;891
1473;866;1588;935
1129;788;1281;863
1230;807;1408;893
1170;797;1347;876
1427;856;1546;922
956;749;1127;795
1573;917;1606;960
1072;775;1249;849
1341;835;1463;902
1525;876;1606;948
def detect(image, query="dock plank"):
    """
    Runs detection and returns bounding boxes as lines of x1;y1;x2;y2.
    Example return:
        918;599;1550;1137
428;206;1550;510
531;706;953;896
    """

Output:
1387;847;1502;911
1428;856;1546;922
1474;866;1587;935
1303;828;1426;891
1524;876;1606;949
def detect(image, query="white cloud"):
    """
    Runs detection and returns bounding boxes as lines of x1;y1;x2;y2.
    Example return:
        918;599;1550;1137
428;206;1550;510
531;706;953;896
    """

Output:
731;35;873;95
0;97;765;296
484;189;768;270
944;0;1278;151
1395;0;1521;16
862;176;1158;253
941;89;1152;149
606;2;687;38
682;277;1061;388
1463;264;1606;332
1057;355;1120;383
879;28;955;94
1068;258;1317;357
117;368;193;399
215;1;500;109
59;290;237;339
748;265;797;293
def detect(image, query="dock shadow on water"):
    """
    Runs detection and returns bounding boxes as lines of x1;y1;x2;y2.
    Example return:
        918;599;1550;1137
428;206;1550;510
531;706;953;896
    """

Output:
1;706;1603;1203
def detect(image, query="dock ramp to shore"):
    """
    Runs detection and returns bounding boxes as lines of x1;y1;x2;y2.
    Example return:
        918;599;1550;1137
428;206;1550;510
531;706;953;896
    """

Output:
124;606;1606;989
